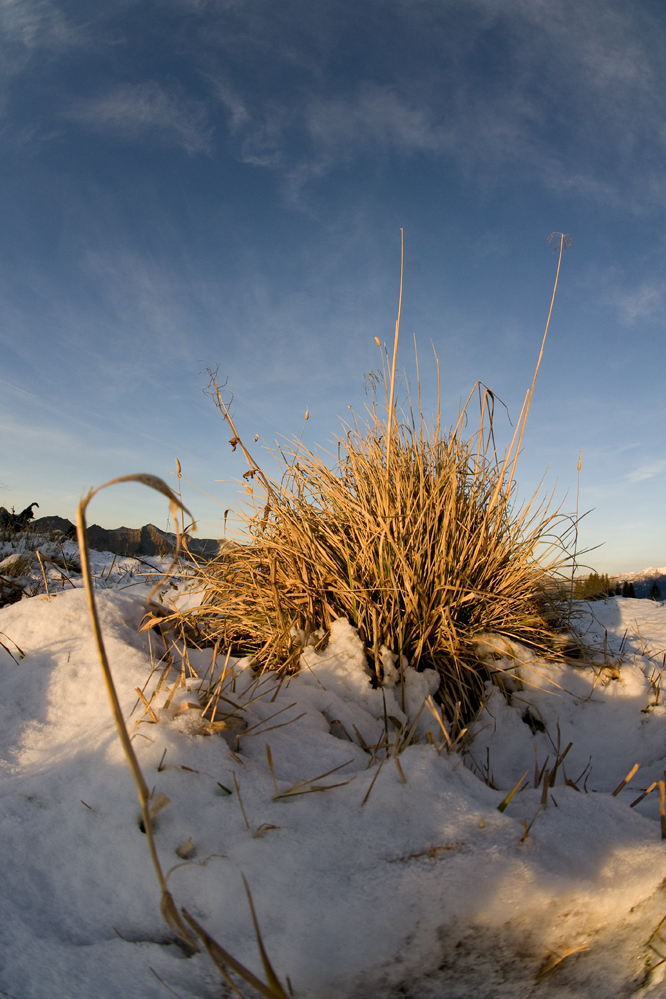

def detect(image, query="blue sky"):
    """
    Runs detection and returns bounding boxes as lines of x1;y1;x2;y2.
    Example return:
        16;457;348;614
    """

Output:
1;0;665;574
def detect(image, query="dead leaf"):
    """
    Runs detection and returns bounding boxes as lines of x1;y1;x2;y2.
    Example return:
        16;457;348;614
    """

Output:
148;793;171;820
253;824;280;839
176;838;195;859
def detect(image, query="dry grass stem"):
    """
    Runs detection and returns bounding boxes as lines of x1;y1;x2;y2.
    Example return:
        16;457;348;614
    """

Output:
497;771;529;813
361;757;386;806
273;759;355;799
0;632;25;664
611;763;640;797
77;474;288;997
630;783;657;808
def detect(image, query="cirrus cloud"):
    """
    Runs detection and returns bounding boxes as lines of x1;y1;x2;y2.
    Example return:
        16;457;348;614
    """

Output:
65;81;212;155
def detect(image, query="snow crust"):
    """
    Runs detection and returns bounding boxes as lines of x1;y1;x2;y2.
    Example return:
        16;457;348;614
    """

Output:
2;568;666;998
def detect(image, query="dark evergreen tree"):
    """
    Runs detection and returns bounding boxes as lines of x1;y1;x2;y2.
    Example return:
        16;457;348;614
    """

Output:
573;572;615;601
575;573;622;601
650;581;661;601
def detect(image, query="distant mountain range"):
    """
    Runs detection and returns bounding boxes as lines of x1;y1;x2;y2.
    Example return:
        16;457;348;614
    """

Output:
609;566;666;600
30;515;225;559
11;510;666;593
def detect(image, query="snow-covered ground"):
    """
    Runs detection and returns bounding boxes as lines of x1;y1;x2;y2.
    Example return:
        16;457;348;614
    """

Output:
2;541;666;998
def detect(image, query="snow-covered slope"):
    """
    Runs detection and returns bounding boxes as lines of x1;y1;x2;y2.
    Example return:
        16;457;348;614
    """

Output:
2;560;666;998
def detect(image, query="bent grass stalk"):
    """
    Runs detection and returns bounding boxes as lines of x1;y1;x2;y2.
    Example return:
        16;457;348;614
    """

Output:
76;474;288;999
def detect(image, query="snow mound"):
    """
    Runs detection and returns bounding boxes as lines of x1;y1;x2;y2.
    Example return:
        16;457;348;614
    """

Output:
1;585;666;997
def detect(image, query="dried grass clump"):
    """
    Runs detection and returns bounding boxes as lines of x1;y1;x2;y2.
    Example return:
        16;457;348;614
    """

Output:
183;234;573;723
0;551;34;578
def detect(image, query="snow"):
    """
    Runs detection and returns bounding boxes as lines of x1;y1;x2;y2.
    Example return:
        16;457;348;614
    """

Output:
2;550;666;998
619;567;666;582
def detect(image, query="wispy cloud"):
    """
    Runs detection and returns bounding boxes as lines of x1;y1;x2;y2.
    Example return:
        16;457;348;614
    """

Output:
212;81;550;204
0;0;84;55
627;459;666;484
207;78;250;132
6;0;666;203
65;81;212;154
0;0;85;120
603;279;666;326
199;0;666;208
305;85;445;159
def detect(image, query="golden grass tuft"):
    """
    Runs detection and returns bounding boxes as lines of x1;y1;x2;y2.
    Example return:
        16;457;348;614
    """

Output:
181;233;574;725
